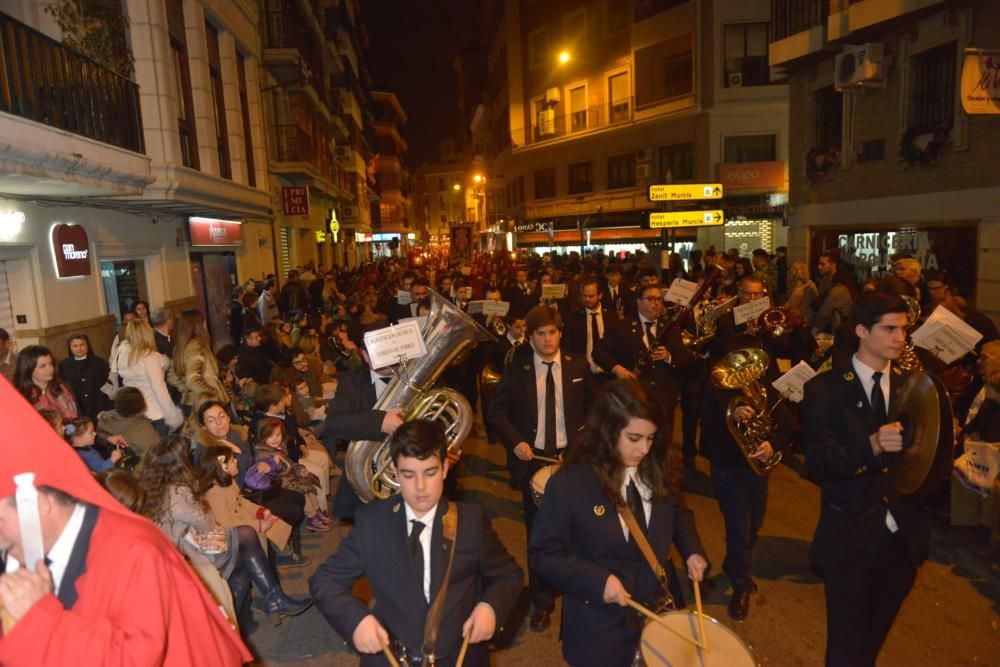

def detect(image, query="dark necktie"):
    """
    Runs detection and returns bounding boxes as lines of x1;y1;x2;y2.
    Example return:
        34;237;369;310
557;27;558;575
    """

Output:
644;321;655;349
543;360;557;455
871;371;886;426
409;520;425;593
627;478;646;541
590;312;600;346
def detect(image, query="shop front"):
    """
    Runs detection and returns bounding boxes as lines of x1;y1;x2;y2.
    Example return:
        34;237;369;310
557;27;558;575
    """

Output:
188;217;243;348
716;161;789;256
514;211;696;256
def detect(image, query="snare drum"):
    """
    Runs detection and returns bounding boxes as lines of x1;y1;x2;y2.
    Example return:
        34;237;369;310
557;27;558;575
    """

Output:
639;610;755;667
529;464;560;506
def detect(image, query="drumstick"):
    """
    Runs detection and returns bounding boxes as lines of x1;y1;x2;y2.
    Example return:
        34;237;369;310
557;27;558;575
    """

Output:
693;578;710;663
626;599;709;653
378;638;401;667
531;454;561;464
455;633;471;667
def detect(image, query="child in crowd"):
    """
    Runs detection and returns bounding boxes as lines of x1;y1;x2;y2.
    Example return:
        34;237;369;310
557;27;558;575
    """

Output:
66;417;122;473
247;418;331;533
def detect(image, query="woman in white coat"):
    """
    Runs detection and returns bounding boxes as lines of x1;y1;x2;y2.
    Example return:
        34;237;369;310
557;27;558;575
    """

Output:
116;319;183;436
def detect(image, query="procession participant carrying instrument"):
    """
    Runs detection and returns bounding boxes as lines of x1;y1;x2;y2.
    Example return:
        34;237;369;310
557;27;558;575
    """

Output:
345;290;495;502
420;503;459;667
710;348;784;476
634;265;720;376
888;369;955;496
529;463;561;506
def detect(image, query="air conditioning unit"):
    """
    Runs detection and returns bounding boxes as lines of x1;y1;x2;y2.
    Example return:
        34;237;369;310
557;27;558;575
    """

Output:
342;205;357;220
537;108;556;136
835;43;886;90
728;72;743;88
545;87;561;104
636;163;652;179
636;147;653;163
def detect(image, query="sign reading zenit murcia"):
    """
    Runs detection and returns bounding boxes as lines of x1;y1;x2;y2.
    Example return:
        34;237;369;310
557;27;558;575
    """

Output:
51;223;91;278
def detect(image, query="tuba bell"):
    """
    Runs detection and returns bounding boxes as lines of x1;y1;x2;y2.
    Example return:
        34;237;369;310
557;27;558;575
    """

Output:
710;348;783;476
345;289;496;502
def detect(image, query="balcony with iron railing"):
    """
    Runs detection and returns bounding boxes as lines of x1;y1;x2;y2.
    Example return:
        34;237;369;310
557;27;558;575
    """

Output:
271;123;348;199
768;0;830;68
514;97;636;146
0;11;143;153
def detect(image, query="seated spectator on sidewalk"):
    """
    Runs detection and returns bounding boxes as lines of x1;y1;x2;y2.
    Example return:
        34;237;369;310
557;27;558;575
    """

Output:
97;386;161;456
16;345;79;420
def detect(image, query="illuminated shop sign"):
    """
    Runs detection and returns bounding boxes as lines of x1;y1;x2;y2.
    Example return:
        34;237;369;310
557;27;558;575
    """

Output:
51;223;91;278
189;217;244;246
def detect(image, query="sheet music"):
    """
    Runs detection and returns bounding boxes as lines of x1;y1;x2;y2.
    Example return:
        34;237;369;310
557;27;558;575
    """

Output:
771;361;818;403
664;278;699;307
541;284;566;300
733;296;771;325
911;305;982;364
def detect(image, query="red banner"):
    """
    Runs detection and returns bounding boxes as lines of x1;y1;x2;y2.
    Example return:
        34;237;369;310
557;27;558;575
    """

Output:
189;217;243;246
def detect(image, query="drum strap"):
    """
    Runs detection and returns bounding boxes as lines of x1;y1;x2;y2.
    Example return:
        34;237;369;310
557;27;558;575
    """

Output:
617;504;669;590
420;503;459;667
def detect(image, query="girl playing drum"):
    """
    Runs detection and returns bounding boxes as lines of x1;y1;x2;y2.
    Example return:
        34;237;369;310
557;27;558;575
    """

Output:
528;379;710;667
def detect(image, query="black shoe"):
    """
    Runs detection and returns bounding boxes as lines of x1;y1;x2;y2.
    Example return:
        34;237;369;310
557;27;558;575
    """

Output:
529;608;551;631
276;551;312;569
728;590;750;621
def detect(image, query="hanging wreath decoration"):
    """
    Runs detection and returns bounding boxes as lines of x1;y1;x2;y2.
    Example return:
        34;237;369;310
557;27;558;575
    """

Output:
899;119;952;166
805;147;840;184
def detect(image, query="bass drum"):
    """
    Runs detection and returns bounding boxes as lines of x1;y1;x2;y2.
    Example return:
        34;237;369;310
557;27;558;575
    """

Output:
639;610;755;667
530;464;560;506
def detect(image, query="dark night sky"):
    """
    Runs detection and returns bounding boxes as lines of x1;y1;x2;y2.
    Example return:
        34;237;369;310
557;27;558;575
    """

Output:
363;0;481;168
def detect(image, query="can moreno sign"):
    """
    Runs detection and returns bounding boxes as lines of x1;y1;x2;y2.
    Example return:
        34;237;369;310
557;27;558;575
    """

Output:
51;223;91;278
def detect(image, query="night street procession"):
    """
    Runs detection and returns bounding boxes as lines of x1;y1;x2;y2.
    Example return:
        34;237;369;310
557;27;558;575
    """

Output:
0;0;997;665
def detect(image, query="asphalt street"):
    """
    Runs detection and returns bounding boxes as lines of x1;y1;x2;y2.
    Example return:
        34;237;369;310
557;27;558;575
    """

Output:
250;412;1000;666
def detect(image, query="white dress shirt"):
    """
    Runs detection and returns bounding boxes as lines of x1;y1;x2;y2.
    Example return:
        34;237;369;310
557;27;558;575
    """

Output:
370;369;392;400
533;351;567;450
851;354;898;533
404;502;439;602
585;306;605;373
5;503;87;595
617;468;651;541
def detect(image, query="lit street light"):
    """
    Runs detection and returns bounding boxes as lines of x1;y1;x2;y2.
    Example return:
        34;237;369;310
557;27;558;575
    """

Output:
558;50;571;65
452;183;461;191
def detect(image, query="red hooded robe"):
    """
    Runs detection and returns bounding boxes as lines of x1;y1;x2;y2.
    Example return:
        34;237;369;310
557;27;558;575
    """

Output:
0;379;252;665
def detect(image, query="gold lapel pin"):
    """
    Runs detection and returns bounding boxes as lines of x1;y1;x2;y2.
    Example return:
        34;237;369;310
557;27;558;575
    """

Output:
594;505;605;517
523;364;531;371
392;503;401;513
843;371;855;381
856;401;864;408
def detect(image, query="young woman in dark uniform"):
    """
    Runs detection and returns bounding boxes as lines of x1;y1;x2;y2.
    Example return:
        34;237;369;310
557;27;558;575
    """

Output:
529;379;709;667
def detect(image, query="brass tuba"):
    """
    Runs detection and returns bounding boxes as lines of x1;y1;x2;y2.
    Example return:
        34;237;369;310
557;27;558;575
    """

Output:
710;348;783;476
345;289;495;502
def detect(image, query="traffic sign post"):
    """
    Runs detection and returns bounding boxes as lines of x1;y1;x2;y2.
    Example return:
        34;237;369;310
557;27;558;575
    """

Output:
648;183;724;201
648;210;724;229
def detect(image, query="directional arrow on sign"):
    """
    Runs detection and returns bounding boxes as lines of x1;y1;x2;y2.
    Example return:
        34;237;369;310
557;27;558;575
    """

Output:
648;183;725;202
649;210;725;229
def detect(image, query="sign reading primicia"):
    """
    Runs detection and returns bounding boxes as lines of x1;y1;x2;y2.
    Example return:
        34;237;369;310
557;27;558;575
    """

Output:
51;223;91;278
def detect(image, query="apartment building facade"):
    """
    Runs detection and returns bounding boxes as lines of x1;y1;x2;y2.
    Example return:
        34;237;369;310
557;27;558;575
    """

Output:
482;0;790;259
769;0;1000;322
371;90;412;255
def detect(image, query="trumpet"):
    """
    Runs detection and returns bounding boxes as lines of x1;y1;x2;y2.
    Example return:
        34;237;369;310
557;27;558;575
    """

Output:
756;307;790;337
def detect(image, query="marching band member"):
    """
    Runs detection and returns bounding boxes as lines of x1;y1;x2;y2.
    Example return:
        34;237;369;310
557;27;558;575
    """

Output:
310;420;522;667
487;304;594;631
529;379;709;667
563;278;619;386
802;292;928;667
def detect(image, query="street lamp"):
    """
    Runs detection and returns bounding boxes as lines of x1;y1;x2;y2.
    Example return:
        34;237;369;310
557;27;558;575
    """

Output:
558;50;571;65
473;173;484;184
452;183;461;191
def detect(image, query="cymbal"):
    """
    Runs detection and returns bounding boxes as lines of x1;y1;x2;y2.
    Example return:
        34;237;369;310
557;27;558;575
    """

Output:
889;370;955;496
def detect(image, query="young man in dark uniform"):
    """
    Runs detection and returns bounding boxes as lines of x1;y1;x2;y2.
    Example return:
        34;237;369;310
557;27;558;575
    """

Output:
487;304;594;631
802;292;928;667
310;420;522;666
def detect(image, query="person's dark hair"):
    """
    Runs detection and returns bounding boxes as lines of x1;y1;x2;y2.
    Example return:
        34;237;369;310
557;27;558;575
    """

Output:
196;400;229;426
411;278;430;289
253;383;286;412
851;291;908;331
215;344;239;367
751;248;769;259
607;265;622;276
131;300;150;317
923;269;951;287
197;445;235;488
96;469;145;513
0;328;8;342
252;416;286;448
874;276;917;299
231;285;245;299
65;416;95;442
525;304;563;334
818;251;840;264
287;346;305;361
136;435;204;526
637;283;662;301
36;408;64;434
389;419;447;465
65;333;91;359
580;277;602;294
735;257;754;277
564;379;681;501
638;267;659;281
15;345;63;403
263;278;275;292
114;386;147;417
242;292;258;308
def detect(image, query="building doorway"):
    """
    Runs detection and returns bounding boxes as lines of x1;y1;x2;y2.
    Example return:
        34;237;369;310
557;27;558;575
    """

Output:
190;252;237;350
